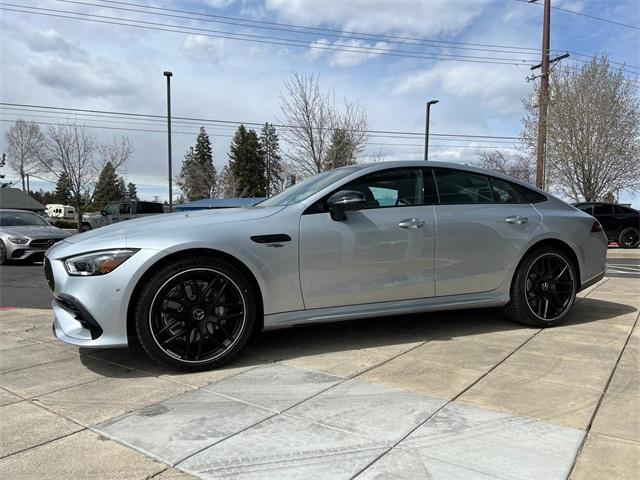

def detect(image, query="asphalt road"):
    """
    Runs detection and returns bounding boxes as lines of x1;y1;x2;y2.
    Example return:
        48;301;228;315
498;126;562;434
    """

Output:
0;262;51;309
1;254;638;309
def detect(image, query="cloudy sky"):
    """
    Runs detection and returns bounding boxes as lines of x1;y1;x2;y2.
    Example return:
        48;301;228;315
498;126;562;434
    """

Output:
0;0;638;205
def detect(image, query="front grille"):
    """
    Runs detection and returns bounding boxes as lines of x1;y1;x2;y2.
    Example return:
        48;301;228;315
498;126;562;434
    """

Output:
44;258;55;291
29;238;62;249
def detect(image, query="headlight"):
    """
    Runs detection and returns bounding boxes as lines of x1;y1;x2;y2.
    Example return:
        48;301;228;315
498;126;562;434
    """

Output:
8;237;29;244
64;249;138;276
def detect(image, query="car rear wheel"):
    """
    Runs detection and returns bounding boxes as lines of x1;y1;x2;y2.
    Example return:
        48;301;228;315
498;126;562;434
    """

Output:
618;227;640;249
503;247;577;327
134;256;256;371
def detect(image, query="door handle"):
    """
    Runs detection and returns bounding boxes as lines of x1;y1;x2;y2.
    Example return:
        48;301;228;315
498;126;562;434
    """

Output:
398;218;425;229
505;215;528;225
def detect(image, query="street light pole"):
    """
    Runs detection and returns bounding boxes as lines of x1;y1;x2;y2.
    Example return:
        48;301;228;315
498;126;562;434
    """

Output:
424;100;439;161
164;71;173;211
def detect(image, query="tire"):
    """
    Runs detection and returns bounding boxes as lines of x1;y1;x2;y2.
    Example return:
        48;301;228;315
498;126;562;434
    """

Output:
618;227;640;249
134;256;256;371
81;223;92;232
502;247;578;328
0;240;7;265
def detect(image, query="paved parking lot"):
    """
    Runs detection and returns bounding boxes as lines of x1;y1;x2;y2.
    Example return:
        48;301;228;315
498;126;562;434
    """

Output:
0;269;638;479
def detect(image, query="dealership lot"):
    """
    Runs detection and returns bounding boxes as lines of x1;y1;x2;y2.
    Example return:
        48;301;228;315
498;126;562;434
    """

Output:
0;259;638;479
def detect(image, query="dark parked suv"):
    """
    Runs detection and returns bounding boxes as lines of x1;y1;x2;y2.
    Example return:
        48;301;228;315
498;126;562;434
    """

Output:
574;202;640;248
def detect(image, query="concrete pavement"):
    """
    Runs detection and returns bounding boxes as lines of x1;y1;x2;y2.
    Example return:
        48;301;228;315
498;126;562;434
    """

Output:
0;276;638;479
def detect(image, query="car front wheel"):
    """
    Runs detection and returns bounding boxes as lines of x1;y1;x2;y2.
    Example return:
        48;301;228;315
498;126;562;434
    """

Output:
134;256;256;371
503;247;577;327
618;227;640;249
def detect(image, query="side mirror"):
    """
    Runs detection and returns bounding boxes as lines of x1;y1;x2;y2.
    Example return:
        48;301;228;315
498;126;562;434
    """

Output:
101;210;107;216
327;190;366;221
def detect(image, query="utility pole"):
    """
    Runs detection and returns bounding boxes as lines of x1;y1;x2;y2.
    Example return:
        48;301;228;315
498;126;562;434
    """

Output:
164;71;173;211
265;126;271;197
534;0;551;189
26;173;30;193
424;99;439;161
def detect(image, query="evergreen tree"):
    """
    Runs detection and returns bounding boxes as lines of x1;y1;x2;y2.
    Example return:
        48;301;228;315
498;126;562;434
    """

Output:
324;128;357;170
177;127;217;201
259;123;284;196
228;125;267;197
126;182;138;200
92;161;126;210
53;171;72;204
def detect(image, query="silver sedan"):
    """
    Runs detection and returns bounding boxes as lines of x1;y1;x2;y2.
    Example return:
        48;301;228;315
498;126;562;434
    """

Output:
45;161;607;371
0;209;70;264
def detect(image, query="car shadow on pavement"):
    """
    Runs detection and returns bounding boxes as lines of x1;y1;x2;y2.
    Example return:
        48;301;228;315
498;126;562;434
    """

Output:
78;297;636;377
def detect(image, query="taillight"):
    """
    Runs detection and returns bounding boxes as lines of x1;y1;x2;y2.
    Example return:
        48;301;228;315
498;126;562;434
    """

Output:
591;221;603;233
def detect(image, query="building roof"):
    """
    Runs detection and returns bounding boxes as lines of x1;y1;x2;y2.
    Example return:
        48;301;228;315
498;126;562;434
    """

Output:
175;197;265;211
0;188;45;211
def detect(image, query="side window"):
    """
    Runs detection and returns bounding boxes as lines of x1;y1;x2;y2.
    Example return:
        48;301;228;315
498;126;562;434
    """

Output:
104;202;119;215
138;202;164;213
576;205;593;214
434;169;493;204
490;178;522;204
612;205;637;214
593;205;613;215
119;203;131;215
338;168;423;209
513;184;547;203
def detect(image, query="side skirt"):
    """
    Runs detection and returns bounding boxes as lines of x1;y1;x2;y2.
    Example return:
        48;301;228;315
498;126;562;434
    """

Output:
263;292;509;331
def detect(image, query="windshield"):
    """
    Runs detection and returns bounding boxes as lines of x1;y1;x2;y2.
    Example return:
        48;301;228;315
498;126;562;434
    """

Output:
257;167;361;207
0;211;50;227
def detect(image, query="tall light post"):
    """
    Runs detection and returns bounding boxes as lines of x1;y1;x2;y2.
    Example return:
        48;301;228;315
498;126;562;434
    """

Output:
164;71;173;210
424;99;439;161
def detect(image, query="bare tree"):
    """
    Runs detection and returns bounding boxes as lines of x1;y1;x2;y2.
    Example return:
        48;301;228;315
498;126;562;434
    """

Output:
96;136;133;175
42;123;97;232
4;120;46;191
522;55;640;201
477;150;535;184
279;72;368;177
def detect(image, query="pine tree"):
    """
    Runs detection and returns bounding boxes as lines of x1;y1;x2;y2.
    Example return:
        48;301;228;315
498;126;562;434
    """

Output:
177;127;217;201
53;171;72;204
324;128;357;170
126;182;138;200
92;161;126;210
259;123;284;196
228;125;267;197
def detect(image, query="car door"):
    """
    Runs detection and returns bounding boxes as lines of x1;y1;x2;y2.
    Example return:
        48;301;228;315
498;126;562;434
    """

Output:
592;204;616;241
299;167;437;309
432;168;542;296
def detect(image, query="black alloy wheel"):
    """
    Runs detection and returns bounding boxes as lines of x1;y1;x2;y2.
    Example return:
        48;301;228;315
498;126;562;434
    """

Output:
503;247;577;327
0;240;6;265
618;227;640;249
135;256;256;370
524;253;575;321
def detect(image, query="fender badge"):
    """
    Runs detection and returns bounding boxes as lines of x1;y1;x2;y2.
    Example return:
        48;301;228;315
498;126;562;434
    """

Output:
266;243;284;248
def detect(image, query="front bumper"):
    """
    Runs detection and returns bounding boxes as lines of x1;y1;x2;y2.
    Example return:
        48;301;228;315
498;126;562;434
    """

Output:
46;247;161;348
7;246;47;261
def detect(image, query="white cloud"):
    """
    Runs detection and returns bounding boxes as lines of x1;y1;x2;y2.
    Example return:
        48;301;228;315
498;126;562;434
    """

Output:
309;38;389;67
266;0;491;37
180;35;226;63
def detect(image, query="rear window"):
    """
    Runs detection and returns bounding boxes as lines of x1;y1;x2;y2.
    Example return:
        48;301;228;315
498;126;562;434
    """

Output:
594;204;613;215
137;202;164;214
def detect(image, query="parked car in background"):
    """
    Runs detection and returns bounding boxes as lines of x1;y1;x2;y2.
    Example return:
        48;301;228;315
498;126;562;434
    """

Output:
0;209;70;264
45;204;76;219
45;161;607;371
573;202;640;248
81;200;164;231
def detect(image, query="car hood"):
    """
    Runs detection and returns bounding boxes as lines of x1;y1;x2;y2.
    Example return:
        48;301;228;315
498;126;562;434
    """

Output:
1;225;69;238
64;206;286;244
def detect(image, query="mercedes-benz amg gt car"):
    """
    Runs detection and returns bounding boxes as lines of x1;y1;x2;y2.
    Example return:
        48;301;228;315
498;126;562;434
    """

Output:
45;161;607;371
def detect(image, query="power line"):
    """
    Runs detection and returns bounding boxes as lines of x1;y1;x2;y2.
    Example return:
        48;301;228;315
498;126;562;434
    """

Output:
0;102;523;140
0;4;539;66
514;0;640;31
78;0;637;72
0;118;517;150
